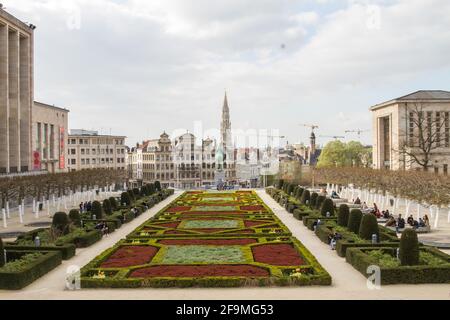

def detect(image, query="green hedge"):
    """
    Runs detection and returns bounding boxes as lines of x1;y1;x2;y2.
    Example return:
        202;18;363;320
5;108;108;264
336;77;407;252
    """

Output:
5;243;76;260
346;247;450;285
305;217;338;231
0;250;62;290
73;230;102;248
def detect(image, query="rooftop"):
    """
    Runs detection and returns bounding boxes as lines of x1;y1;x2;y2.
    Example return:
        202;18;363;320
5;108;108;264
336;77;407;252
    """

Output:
371;90;450;110
34;101;70;113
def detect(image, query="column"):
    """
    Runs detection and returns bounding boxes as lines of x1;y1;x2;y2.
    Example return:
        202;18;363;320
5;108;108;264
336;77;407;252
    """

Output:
19;34;31;172
0;23;9;173
8;28;20;173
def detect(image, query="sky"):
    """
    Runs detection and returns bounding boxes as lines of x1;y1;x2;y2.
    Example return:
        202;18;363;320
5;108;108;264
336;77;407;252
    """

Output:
4;0;450;148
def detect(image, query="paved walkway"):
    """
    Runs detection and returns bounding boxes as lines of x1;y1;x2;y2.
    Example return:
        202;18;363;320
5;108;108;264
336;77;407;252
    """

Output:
0;190;449;300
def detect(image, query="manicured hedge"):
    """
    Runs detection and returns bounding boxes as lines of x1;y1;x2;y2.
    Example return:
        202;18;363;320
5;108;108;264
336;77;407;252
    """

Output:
73;230;102;248
5;243;76;260
346;247;450;285
0;250;62;290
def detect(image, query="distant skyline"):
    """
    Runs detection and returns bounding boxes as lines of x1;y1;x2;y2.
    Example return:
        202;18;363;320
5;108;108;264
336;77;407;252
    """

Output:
5;0;450;148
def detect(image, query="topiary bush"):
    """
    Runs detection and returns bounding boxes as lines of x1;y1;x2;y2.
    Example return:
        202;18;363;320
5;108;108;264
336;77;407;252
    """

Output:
155;181;162;191
148;183;156;195
103;199;112;215
287;184;295;196
0;238;5;267
132;188;140;198
310;193;318;208
347;209;363;234
121;192;132;206
109;197;118;211
128;190;136;201
399;229;420;266
52;212;70;235
315;196;326;210
320;199;335;216
300;189;311;205
68;209;81;227
277;179;284;190
91;201;103;219
337;204;350;227
358;214;379;241
295;187;304;199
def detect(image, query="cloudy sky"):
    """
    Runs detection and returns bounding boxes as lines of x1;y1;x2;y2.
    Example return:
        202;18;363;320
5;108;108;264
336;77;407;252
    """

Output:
5;0;450;147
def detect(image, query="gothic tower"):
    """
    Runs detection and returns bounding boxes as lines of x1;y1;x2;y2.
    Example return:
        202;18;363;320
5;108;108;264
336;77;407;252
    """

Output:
221;92;233;160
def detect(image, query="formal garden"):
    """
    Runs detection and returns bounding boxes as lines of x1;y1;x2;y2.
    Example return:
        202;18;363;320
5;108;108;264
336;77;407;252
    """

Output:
80;191;331;288
0;176;174;290
267;175;450;285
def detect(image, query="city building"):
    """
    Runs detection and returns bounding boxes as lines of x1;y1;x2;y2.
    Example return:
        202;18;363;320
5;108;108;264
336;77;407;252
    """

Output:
293;131;322;166
371;90;450;173
235;148;261;187
67;129;127;172
32;101;69;173
128;132;217;189
0;8;34;174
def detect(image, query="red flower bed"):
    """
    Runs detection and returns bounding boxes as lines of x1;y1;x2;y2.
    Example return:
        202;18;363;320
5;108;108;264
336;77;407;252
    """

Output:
166;206;191;212
154;222;180;228
252;244;304;266
101;246;159;268
182;211;246;216
244;220;270;228
158;239;257;245
129;265;269;278
240;205;265;211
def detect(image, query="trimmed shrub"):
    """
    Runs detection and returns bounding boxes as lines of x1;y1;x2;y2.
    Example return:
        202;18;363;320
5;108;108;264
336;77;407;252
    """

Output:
399;229;420;266
132;188;140;198
155;181;162;191
295;187;304;200
121;192;132;206
103;199;112;215
52;212;70;235
128;190;136;201
310;193;318;208
148;183;156;195
91;201;103;219
109;197;118;211
277;179;284;190
337;204;350;227
0;238;5;267
320;199;335;217
358;214;379;240
68;209;81;227
300;189;311;205
347;209;363;234
315;196;326;210
287;184;295;196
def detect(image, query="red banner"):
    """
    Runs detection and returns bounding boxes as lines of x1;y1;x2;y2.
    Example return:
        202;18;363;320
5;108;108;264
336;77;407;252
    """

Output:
33;151;41;170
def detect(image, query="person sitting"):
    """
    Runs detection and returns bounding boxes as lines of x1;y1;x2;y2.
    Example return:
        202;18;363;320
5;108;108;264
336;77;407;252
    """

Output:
397;215;406;229
331;191;340;199
423;215;430;227
95;221;109;236
385;216;397;227
373;203;381;218
362;202;369;211
383;210;391;219
354;197;361;205
412;219;419;229
418;218;426;228
407;215;415;226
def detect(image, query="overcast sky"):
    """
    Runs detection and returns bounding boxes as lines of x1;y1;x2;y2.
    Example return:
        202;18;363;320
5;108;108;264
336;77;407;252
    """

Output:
5;0;450;148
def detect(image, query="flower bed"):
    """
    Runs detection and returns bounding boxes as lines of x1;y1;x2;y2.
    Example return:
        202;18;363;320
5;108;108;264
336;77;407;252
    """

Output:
80;191;331;288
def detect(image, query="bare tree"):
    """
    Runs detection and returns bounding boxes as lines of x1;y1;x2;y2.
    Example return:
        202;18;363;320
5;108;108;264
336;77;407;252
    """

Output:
398;103;447;171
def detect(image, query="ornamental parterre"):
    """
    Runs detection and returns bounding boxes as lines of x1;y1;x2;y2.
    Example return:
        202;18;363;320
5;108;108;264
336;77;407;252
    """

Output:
80;191;331;288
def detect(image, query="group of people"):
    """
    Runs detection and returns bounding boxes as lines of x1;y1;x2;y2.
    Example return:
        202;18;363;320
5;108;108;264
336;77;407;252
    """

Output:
385;214;430;230
94;221;109;236
328;231;343;250
79;201;93;213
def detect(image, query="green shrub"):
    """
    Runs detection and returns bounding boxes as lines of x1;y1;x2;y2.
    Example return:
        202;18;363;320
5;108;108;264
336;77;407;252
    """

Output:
68;209;81;227
337;204;350;227
358;214;379;241
347;209;363;234
0;238;5;267
121;192;132;206
295;187;304;199
52;212;70;235
399;229;420;266
91;201;103;219
103;199;112;215
315;196;326;210
155;181;162;191
109;197;118;210
300;189;310;205
148;183;156;195
320;199;335;217
277;179;284;190
287;184;295;196
310;193;318;208
128;190;136;201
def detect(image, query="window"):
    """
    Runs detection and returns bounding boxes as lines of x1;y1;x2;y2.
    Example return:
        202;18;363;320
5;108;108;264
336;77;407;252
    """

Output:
434;167;439;174
444;164;448;175
408;112;414;146
71;159;76;165
436;112;441;147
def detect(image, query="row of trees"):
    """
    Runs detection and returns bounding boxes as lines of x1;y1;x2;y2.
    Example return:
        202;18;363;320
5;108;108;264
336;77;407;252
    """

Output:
316;141;372;168
0;169;128;210
314;166;450;209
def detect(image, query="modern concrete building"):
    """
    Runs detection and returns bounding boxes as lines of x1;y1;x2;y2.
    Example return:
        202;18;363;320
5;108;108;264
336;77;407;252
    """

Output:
0;8;34;174
32;101;69;173
67;129;127;172
371;90;450;173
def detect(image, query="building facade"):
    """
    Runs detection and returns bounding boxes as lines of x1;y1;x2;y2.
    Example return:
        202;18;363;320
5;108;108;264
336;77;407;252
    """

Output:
67;129;126;172
128;132;217;189
218;93;237;183
32;101;69;173
0;8;34;174
371;90;450;173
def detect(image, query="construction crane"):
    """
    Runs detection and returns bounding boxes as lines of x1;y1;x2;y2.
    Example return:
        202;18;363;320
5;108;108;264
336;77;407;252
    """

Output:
345;129;369;141
319;135;345;141
300;124;319;133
